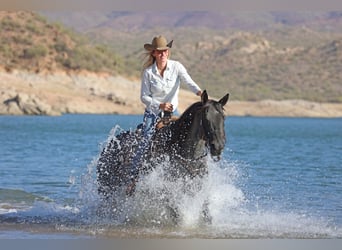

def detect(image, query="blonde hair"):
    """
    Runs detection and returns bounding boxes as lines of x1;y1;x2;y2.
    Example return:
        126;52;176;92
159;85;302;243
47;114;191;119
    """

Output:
142;51;155;71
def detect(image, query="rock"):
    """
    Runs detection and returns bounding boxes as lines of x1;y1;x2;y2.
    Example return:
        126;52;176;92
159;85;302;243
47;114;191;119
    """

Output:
0;90;60;116
107;93;126;105
1;70;341;117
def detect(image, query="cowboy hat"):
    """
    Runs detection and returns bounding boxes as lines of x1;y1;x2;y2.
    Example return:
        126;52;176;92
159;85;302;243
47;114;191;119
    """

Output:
144;35;173;51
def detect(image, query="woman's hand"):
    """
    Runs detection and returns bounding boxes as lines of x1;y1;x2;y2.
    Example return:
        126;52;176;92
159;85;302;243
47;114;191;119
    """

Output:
159;102;173;112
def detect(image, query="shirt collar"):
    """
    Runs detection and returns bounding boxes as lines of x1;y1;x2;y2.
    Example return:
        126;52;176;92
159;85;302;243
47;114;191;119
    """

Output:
152;60;170;73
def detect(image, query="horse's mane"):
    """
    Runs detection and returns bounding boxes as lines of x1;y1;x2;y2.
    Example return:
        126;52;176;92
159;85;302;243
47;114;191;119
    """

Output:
165;101;204;144
177;101;203;126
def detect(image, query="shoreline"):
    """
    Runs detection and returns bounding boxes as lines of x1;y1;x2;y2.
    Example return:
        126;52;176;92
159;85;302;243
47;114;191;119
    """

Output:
1;70;342;118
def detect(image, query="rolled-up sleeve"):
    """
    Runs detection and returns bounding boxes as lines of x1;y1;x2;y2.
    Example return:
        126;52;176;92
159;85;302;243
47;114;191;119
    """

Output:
177;62;201;94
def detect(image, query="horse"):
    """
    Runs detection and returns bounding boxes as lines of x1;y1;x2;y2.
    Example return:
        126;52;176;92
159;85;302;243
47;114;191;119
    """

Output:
96;90;229;223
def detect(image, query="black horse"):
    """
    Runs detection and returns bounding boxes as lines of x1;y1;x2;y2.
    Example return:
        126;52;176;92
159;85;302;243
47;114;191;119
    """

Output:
96;90;229;221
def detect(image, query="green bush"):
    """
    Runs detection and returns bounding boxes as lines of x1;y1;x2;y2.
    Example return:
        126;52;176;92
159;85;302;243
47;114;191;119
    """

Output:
56;44;124;73
0;44;11;55
12;35;32;45
0;17;21;31
25;22;42;35
22;45;47;59
54;40;68;53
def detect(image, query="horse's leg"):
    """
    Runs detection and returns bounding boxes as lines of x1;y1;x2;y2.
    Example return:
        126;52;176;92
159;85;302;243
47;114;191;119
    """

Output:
97;131;139;198
201;199;212;224
166;202;180;225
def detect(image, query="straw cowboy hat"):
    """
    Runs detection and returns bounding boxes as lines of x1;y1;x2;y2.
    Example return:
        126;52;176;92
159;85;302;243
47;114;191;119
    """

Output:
144;35;173;51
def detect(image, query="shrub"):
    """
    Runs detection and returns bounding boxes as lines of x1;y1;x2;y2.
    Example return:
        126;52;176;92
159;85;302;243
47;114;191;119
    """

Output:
54;40;68;53
22;45;47;59
25;22;42;35
0;17;21;31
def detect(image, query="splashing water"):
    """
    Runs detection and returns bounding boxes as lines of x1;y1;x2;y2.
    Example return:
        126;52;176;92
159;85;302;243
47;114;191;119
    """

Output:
75;154;244;229
66;124;341;237
2;115;341;238
1;122;340;238
1;154;340;238
73;149;341;238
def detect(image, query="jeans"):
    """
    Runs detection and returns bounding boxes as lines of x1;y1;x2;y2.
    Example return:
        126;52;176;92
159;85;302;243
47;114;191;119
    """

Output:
130;109;179;179
130;110;158;178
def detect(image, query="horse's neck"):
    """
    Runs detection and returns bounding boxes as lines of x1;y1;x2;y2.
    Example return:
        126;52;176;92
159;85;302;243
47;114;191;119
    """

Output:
174;110;206;158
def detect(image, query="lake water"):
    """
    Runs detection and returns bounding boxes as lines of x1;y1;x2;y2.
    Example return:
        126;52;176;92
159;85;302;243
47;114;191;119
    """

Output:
0;114;341;239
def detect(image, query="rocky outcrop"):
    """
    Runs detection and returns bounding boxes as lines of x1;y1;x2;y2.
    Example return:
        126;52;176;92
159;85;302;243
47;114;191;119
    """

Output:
0;70;144;116
0;88;59;115
0;70;342;117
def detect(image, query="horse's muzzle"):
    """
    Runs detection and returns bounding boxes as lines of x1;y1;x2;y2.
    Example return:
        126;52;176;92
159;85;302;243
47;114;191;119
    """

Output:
211;155;221;162
209;144;223;158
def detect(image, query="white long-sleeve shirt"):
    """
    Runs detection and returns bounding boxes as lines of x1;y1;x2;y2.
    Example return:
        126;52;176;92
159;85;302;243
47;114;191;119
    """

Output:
140;59;201;115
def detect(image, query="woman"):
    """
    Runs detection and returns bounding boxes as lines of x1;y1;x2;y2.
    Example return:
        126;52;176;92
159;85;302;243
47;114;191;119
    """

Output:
127;35;202;194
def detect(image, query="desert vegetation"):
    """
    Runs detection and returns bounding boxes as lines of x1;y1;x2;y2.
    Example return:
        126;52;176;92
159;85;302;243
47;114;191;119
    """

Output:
1;11;341;103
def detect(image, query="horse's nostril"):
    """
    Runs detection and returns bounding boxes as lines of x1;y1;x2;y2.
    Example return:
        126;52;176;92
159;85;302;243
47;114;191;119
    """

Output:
210;145;220;155
212;155;221;162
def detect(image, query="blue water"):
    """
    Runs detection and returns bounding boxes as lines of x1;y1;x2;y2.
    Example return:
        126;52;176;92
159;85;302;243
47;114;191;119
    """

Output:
226;117;342;223
0;115;341;238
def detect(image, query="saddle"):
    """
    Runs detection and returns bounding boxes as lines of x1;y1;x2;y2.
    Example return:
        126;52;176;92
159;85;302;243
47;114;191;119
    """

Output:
156;111;178;129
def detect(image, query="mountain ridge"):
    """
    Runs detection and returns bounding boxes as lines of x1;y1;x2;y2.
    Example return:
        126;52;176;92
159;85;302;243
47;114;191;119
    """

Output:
42;11;342;102
0;10;341;114
42;11;342;32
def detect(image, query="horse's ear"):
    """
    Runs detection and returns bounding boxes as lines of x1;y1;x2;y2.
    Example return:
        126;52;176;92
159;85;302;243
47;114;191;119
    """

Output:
219;93;229;106
201;90;208;104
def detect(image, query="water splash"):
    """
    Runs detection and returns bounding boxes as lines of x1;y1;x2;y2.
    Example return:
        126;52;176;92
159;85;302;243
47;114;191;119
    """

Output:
72;151;342;238
74;153;244;226
1;122;340;238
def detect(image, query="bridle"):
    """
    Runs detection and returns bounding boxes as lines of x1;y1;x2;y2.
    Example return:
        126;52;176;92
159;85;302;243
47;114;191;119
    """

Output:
200;101;225;162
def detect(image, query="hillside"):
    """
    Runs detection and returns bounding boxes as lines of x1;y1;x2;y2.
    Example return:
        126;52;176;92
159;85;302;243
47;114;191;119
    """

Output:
0;11;125;75
41;11;342;33
1;11;342;117
42;11;342;102
192;32;342;102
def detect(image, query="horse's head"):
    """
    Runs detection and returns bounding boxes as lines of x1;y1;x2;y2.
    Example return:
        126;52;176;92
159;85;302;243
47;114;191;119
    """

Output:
200;90;229;160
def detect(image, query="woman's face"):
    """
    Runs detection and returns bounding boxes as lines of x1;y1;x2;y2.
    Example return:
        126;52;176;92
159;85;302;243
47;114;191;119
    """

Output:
153;49;169;65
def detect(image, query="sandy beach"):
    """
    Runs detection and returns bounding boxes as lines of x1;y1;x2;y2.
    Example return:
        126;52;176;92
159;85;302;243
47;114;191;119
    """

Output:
1;70;342;117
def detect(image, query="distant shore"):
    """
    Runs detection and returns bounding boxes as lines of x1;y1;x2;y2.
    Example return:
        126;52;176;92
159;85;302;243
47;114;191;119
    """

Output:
1;70;342;118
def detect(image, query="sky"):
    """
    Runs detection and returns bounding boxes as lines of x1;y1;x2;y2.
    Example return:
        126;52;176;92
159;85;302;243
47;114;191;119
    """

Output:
1;0;341;11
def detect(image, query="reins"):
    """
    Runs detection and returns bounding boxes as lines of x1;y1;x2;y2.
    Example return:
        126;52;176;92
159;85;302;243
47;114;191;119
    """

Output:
171;105;212;177
173;149;208;177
